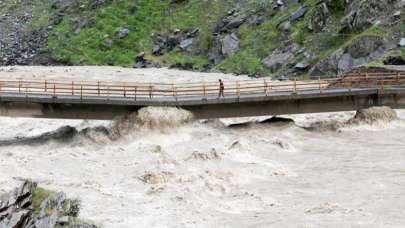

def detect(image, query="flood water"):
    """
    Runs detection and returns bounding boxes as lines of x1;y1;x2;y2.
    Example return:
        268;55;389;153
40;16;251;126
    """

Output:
0;67;404;228
0;108;404;228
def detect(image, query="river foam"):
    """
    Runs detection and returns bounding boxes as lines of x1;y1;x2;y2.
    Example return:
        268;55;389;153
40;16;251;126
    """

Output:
0;67;404;228
0;108;404;228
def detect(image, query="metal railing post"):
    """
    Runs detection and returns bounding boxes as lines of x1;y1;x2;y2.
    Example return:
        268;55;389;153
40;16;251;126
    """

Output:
53;83;56;97
45;80;47;92
123;84;127;98
80;84;83;100
97;81;100;96
72;81;74;95
236;81;240;98
134;86;137;101
293;78;297;94
149;85;153;99
397;72;400;83
173;85;177;101
264;79;268;96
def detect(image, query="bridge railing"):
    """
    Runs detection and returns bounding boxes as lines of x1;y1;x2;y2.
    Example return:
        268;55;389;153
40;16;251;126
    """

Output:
0;72;404;101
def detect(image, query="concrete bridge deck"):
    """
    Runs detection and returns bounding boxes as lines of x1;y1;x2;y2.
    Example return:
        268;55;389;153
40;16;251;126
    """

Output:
0;72;405;119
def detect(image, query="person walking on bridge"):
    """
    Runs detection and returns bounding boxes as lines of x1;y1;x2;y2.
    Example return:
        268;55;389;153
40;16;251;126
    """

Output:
218;79;225;98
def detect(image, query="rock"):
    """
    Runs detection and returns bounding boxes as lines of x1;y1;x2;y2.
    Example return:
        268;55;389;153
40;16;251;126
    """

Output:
208;35;223;64
383;56;405;65
275;0;299;10
57;216;69;225
135;52;146;62
0;181;34;227
308;2;330;32
221;33;240;55
34;214;58;228
0;7;51;66
104;39;113;47
0;181;98;228
215;10;248;33
283;21;291;31
116;28;130;39
0;210;31;228
249;15;265;26
309;36;395;77
295;61;310;70
171;0;187;4
90;0;110;9
179;38;193;50
340;0;400;33
152;45;162;55
399;38;405;47
394;10;402;17
72;17;95;35
151;28;198;55
133;52;158;69
338;53;357;73
291;4;309;21
263;49;293;71
51;11;64;25
187;28;199;38
166;36;179;50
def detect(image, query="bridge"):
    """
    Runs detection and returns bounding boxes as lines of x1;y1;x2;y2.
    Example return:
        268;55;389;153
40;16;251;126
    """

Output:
0;72;405;119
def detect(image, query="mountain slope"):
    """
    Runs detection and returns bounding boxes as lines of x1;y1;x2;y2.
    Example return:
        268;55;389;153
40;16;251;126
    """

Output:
1;0;405;78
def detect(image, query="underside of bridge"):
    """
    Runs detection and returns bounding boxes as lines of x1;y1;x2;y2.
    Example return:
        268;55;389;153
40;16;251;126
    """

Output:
0;88;405;120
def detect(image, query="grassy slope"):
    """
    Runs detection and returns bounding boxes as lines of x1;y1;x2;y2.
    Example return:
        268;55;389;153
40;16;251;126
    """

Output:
3;0;399;76
47;0;228;67
45;0;356;75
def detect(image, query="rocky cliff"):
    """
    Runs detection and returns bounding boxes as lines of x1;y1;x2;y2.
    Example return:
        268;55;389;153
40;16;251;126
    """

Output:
0;180;97;228
1;0;405;78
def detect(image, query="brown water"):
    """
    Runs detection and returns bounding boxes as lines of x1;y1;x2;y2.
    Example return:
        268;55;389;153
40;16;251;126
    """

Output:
0;108;404;228
0;67;404;228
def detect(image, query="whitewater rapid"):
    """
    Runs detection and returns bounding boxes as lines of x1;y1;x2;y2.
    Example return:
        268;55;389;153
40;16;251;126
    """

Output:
0;67;404;228
0;108;404;228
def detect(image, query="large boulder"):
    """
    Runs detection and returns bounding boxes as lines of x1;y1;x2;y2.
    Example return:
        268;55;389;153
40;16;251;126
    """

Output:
221;33;240;56
208;35;223;64
309;35;395;77
263;49;294;72
290;4;309;21
340;0;402;33
133;52;159;68
215;10;248;33
151;28;199;55
308;2;330;32
0;181;98;228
